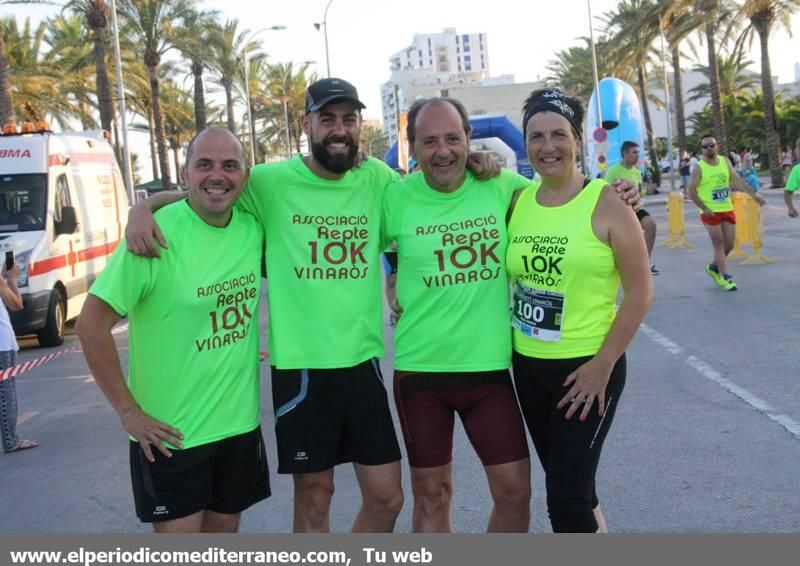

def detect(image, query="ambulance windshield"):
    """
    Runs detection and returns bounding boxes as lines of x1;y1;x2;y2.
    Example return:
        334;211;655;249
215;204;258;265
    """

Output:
0;174;47;232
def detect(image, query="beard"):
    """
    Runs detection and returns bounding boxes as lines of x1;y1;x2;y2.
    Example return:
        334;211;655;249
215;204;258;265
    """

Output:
310;134;359;174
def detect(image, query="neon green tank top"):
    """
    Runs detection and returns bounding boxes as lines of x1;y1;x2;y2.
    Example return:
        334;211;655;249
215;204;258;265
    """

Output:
697;159;733;212
506;179;619;359
383;169;528;372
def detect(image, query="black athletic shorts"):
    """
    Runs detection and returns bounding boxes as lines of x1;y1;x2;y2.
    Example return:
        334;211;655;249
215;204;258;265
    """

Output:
394;370;529;468
130;426;270;523
271;358;402;474
636;208;651;221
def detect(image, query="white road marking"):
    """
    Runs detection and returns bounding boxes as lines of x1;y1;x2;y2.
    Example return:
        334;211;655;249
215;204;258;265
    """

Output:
639;323;683;354
17;411;37;425
641;325;800;441
685;356;775;412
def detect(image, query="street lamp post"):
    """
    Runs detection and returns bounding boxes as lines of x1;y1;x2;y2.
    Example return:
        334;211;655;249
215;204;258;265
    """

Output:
242;25;286;165
314;0;334;77
659;14;676;192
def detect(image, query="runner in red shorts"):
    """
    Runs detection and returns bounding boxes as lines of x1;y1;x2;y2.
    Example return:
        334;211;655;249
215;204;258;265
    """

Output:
686;134;764;291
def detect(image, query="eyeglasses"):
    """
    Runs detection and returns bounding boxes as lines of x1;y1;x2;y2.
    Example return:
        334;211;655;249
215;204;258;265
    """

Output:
701;143;716;149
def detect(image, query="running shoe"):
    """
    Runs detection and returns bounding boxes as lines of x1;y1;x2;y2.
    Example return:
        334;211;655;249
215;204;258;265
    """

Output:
721;274;738;291
705;263;723;286
650;263;660;276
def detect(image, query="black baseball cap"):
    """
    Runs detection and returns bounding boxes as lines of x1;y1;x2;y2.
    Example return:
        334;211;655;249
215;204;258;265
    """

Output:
305;78;366;113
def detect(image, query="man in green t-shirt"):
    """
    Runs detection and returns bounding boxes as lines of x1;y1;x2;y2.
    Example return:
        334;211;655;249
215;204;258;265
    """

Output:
76;128;269;533
383;98;532;532
784;139;800;218
605;141;659;275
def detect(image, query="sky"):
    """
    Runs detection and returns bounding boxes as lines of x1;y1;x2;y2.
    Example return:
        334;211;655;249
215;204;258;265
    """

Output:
5;0;800;180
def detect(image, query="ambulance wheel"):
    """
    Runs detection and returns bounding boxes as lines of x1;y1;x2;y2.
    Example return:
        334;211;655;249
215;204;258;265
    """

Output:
37;291;65;347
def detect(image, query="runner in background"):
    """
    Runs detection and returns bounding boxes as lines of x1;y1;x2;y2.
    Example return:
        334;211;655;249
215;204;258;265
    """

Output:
604;142;659;275
686;134;765;291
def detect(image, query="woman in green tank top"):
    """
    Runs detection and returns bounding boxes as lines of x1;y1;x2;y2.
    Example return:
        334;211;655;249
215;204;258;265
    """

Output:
506;89;653;533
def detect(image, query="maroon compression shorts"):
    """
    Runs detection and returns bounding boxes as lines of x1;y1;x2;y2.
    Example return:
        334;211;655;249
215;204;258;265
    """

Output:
393;369;529;469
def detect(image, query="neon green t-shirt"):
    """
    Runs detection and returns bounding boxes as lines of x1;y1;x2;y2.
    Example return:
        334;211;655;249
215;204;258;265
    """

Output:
383;169;529;372
697;159;733;212
89;202;263;448
785;163;800;193
238;155;400;369
605;163;642;190
506;180;619;359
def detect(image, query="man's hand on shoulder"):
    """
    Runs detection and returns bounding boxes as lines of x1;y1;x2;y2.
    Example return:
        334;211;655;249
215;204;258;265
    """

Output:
467;151;501;180
126;203;167;258
608;179;641;208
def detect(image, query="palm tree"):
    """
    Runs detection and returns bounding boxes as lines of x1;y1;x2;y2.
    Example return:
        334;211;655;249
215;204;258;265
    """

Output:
1;16;93;128
160;79;194;178
65;1;115;134
125;59;168;181
118;0;189;190
264;61;316;156
688;52;760;101
361;123;389;158
239;52;270;163
44;14;98;129
604;0;663;185
207;18;252;134
632;1;704;158
1;1;50;123
545;37;624;100
740;0;800;187
174;7;218;132
777;94;800;150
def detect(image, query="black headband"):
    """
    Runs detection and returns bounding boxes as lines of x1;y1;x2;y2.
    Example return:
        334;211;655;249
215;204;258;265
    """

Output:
523;90;582;140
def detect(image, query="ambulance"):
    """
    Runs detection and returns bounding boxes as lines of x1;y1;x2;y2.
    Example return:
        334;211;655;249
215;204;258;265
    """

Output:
0;123;129;346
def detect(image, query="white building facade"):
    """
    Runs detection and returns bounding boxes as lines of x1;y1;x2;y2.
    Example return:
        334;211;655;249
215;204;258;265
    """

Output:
381;28;491;145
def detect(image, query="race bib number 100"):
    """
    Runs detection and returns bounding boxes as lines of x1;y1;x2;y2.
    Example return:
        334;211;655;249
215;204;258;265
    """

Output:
511;280;565;342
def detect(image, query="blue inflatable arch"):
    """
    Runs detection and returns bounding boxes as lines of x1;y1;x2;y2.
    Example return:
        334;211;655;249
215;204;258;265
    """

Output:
384;114;534;179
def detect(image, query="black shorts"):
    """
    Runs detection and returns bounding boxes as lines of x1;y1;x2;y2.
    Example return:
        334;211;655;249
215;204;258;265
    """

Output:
271;358;402;474
394;370;529;468
636;208;651;221
130;426;270;523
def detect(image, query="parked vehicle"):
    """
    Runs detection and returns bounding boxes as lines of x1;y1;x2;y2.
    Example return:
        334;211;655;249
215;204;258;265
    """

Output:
0;123;129;346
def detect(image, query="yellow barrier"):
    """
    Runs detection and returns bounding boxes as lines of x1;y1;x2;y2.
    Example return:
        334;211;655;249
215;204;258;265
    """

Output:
660;191;695;249
728;192;774;264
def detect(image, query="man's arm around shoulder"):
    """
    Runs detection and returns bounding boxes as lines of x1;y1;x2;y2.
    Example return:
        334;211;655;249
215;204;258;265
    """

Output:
126;191;186;258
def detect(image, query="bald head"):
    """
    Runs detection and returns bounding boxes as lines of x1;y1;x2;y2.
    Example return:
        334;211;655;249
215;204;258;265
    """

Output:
186;127;245;165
